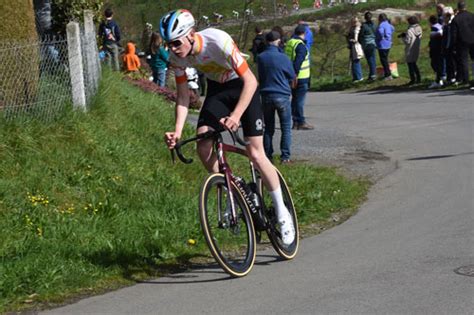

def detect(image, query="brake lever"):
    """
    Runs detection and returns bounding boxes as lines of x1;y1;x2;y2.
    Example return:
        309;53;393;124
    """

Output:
170;149;175;164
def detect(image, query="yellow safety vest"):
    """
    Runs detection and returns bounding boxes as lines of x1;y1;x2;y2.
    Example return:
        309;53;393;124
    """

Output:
284;38;310;79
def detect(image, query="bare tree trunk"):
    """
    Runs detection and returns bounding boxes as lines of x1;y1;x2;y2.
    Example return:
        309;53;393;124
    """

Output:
238;0;254;46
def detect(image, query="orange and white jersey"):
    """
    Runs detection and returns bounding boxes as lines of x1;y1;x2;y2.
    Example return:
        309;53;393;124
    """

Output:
170;28;249;84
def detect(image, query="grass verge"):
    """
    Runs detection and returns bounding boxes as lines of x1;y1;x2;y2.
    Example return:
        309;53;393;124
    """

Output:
0;69;368;312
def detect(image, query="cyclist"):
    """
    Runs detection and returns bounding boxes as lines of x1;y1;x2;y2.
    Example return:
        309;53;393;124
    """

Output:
161;9;295;244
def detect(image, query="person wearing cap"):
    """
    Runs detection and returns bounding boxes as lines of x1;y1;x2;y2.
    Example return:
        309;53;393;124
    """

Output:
284;24;314;130
257;31;296;164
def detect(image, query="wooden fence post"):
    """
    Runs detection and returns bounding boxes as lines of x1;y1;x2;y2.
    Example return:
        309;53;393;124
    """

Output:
66;22;87;111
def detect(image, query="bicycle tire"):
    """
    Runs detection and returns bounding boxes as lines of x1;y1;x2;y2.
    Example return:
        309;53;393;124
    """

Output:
199;173;256;277
257;167;299;259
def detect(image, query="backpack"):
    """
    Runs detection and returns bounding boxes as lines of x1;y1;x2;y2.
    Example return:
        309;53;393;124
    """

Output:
103;21;116;43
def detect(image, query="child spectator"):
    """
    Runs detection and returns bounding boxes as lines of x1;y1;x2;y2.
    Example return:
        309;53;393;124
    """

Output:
401;16;422;85
98;8;122;71
428;15;444;88
122;42;141;73
147;32;169;87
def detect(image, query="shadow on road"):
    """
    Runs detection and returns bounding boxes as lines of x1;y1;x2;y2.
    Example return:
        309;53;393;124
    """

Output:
134;254;285;284
406;152;474;161
349;85;473;96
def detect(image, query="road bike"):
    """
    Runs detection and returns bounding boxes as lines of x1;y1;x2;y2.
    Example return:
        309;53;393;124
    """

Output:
171;129;299;277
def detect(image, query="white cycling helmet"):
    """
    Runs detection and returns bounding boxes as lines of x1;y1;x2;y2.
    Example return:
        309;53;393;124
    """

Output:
159;9;195;42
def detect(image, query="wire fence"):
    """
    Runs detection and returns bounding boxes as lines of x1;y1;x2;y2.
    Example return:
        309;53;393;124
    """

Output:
0;11;101;122
0;37;68;121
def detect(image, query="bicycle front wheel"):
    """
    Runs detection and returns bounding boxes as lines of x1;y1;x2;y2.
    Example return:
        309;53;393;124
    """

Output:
199;173;256;277
258;167;299;259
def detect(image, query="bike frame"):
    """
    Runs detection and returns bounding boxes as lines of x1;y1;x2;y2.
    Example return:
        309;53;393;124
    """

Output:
213;132;259;226
173;130;259;227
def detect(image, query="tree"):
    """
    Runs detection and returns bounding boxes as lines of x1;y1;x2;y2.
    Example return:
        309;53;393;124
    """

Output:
50;0;103;34
237;0;254;48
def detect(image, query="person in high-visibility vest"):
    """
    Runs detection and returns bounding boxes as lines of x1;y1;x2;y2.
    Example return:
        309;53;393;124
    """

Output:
285;25;314;130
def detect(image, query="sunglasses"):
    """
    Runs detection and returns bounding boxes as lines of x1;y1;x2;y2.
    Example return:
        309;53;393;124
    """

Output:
168;39;183;48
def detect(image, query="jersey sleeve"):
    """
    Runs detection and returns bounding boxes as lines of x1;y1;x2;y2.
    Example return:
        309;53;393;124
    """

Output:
169;54;187;84
221;34;249;77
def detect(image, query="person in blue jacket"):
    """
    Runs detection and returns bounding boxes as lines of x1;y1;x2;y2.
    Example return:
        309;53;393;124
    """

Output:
375;13;395;80
257;31;296;164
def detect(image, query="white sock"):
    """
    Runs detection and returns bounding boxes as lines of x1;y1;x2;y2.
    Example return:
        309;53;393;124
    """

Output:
269;186;290;222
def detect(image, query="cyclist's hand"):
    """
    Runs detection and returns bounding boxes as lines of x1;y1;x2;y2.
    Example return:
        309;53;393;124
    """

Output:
219;116;239;132
164;131;180;149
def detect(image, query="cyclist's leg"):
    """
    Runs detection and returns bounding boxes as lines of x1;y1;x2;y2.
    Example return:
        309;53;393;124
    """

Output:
245;136;279;190
242;95;295;244
196;125;218;173
196;80;233;173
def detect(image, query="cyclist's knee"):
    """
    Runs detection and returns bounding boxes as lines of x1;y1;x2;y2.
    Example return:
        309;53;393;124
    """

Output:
247;146;268;167
197;139;212;158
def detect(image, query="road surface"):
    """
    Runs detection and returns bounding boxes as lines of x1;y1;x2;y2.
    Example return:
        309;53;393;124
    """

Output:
44;88;474;314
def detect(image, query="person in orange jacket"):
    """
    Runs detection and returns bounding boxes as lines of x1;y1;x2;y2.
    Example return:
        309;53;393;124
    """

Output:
122;42;141;72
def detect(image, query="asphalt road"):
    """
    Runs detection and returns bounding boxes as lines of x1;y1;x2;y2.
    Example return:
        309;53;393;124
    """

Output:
44;89;474;314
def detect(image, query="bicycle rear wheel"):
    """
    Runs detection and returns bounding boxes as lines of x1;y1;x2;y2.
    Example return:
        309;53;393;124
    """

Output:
257;168;299;259
199;173;256;277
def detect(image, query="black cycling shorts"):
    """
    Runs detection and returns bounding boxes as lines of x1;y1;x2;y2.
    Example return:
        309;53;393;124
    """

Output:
197;78;264;137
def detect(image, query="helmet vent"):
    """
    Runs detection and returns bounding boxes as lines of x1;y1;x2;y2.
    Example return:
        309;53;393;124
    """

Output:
172;19;179;32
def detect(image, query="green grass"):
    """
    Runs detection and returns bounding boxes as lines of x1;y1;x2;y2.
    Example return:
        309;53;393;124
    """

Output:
0;69;368;312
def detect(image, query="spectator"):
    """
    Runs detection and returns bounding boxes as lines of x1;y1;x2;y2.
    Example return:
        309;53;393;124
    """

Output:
428;15;444;88
147;32;169;87
400;16;422;85
347;17;364;82
436;3;446;24
441;6;457;85
376;13;395;80
451;1;474;87
436;3;447;79
272;25;288;49
250;26;266;61
141;23;153;54
298;20;314;54
122;42;141;73
360;11;377;81
257;31;296;164
293;0;300;11
285;25;313;130
98;8;122;71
